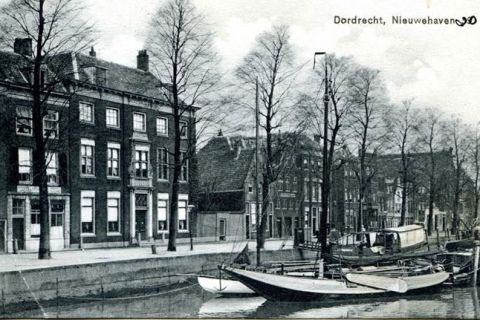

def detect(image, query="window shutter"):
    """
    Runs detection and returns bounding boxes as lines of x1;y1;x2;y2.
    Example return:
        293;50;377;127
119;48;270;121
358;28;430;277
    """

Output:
9;147;19;184
59;153;68;186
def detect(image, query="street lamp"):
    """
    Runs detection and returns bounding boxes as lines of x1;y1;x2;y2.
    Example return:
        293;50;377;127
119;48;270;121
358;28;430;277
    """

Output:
188;204;195;250
313;52;329;248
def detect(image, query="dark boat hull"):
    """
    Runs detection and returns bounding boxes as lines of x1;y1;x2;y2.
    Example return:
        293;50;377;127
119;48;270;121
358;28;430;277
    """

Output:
223;267;448;302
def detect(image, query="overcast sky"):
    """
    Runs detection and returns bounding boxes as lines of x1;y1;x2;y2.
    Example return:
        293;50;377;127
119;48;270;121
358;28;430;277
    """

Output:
3;0;478;123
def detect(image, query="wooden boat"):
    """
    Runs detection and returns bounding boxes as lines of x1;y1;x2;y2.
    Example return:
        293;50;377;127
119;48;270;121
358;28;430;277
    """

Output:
323;224;437;266
222;266;449;301
197;274;255;295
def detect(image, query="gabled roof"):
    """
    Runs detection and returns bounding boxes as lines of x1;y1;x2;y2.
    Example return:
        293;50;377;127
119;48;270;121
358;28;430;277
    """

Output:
0;50;169;101
197;136;255;192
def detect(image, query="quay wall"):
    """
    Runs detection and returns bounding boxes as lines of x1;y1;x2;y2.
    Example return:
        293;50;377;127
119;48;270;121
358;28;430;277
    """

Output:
0;248;312;306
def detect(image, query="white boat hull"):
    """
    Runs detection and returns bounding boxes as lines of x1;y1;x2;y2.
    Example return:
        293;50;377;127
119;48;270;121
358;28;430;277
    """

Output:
198;276;255;295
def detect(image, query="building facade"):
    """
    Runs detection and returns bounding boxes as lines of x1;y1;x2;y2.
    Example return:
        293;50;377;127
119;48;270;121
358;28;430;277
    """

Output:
196;134;321;242
0;41;195;253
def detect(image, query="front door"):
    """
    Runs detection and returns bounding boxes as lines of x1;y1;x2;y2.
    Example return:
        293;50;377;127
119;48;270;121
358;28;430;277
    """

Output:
219;219;226;241
245;215;250;239
12;218;24;250
276;218;282;238
135;210;146;240
0;220;5;253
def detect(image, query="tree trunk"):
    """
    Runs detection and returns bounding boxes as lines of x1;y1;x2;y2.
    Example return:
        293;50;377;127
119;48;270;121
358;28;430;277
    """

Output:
400;173;408;226
34;0;50;260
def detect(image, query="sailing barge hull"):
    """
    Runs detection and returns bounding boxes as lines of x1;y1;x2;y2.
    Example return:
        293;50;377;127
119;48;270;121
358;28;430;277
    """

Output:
223;267;449;301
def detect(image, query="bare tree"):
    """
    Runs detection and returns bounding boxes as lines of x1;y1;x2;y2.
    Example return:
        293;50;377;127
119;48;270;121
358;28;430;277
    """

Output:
235;24;303;263
387;100;420;226
471;123;480;220
297;54;355;250
415;107;444;235
147;0;220;251
346;66;388;231
0;0;93;259
444;117;472;234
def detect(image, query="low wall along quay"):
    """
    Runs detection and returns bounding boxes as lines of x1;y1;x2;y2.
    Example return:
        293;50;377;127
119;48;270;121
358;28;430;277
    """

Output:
0;248;309;311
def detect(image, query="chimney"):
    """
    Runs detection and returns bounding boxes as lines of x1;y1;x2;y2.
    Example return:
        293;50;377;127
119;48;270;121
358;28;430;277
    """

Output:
14;38;32;56
89;47;96;57
137;50;149;72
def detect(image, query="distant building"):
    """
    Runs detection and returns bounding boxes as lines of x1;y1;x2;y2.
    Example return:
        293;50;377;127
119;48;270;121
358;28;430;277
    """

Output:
196;134;321;241
0;40;195;253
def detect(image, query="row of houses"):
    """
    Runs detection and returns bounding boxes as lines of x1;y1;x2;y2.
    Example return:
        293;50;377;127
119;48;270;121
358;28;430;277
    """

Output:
0;40;473;253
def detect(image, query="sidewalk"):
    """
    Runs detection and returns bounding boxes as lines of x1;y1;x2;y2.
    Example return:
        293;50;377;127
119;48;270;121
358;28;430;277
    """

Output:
0;239;293;273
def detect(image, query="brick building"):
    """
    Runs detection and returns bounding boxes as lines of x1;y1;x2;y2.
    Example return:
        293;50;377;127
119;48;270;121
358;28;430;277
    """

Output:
0;41;195;253
331;149;470;233
196;133;321;241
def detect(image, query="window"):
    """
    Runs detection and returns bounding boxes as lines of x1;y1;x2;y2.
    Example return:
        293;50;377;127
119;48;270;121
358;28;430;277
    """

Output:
158;194;168;231
12;198;25;216
180;151;188;181
81;191;95;234
79;102;94;123
46;152;58;185
96;67;107;87
135;149;149;178
107;143;120;177
178;199;188;230
80;139;95;175
158;148;169;180
43;111;58;138
106;108;119;128
16;106;32;135
180;121;187;138
50;200;64;227
156;117;168;136
107;192;120;233
30;200;40;237
133;113;146;132
18;148;32;183
250;203;256;226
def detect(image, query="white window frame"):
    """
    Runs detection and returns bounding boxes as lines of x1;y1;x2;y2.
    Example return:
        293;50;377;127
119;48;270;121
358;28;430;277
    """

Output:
43;110;59;139
18;148;32;183
156;117;168;136
134;147;149;178
107;191;121;235
30;199;40;237
158;147;169;180
46;152;58;185
157;193;169;232
133;112;146;132
107;142;121;178
178;194;189;232
106;107;120;128
16;106;32;136
79;102;94;124
81;190;95;235
180;151;188;182
179;121;188;139
80;138;95;176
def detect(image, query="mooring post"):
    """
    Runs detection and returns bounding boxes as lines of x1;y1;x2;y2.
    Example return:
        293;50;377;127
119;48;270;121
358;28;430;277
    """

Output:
436;229;440;249
280;263;284;275
473;227;480;287
13;239;18;254
151;244;157;255
319;259;324;279
2;289;5;314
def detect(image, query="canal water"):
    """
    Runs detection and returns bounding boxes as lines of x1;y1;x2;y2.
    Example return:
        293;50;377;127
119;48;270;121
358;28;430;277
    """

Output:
3;281;480;318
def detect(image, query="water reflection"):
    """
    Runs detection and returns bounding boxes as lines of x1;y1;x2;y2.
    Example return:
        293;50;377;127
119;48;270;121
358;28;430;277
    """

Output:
3;283;480;318
198;296;266;318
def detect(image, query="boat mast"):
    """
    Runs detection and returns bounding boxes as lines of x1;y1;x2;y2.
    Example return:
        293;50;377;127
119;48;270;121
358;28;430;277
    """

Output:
255;78;261;266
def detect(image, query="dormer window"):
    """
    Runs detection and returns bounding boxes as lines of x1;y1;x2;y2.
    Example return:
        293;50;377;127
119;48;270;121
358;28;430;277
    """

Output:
96;67;107;86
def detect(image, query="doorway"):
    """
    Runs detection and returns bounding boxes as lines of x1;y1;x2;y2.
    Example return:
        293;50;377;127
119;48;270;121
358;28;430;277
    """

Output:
12;218;25;250
276;217;282;238
0;220;5;253
219;219;226;241
135;210;147;240
245;215;250;239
